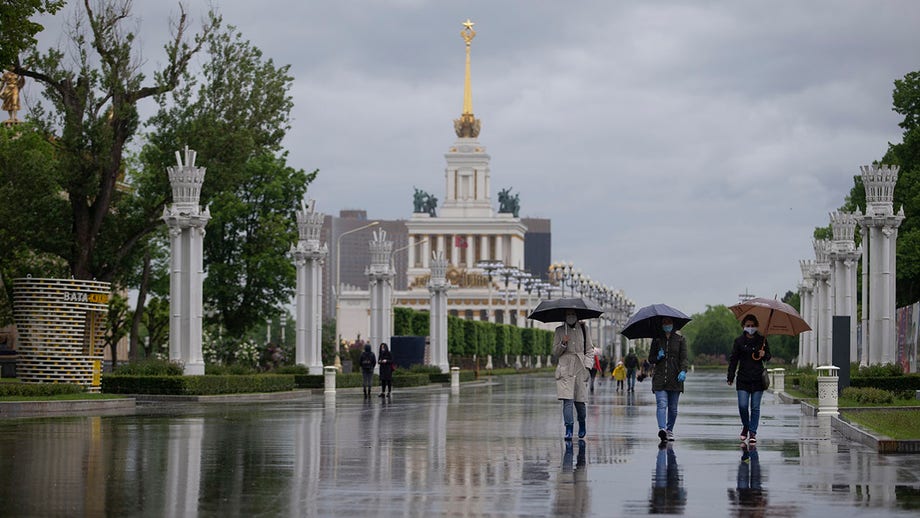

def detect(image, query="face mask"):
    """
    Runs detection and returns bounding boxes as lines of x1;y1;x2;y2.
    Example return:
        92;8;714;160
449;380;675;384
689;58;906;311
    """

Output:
744;327;757;335
566;315;577;326
662;324;673;333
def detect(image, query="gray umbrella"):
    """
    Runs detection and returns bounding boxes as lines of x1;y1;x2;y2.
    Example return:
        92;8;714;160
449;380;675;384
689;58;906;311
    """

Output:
527;297;604;323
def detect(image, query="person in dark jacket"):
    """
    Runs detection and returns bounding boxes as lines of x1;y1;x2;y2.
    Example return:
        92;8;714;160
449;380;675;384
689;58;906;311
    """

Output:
727;315;772;444
358;343;377;398
648;317;689;443
377;343;394;397
624;351;640;392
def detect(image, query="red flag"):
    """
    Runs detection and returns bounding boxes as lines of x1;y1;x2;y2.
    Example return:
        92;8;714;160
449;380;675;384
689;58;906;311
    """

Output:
454;236;468;248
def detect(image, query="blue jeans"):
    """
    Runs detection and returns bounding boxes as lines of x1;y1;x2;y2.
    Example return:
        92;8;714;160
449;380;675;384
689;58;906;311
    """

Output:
562;399;586;426
655;390;681;431
627;370;636;390
737;390;764;434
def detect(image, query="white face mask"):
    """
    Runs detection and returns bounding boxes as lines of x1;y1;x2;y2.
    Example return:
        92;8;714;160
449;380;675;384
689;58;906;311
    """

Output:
744;326;757;335
566;315;577;326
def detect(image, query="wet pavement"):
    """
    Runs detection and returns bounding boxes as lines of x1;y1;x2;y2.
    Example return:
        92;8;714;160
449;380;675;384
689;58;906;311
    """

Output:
0;371;919;517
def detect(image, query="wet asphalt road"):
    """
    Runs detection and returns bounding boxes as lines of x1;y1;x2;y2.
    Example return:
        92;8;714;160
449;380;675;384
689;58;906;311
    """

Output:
0;370;918;517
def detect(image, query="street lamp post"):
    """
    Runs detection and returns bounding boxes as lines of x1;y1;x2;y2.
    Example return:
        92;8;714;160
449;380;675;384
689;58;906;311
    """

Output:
280;313;287;347
476;261;503;323
334;220;380;370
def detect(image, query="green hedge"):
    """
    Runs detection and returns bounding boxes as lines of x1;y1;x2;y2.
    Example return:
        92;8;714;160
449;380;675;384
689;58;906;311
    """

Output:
102;374;295;395
841;387;894;404
0;383;86;397
293;372;431;388
850;375;920;392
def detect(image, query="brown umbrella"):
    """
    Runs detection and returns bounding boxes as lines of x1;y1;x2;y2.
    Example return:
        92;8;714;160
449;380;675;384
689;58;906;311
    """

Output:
728;297;811;336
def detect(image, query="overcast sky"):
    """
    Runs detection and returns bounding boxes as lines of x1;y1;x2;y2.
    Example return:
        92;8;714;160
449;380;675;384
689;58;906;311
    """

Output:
30;1;920;316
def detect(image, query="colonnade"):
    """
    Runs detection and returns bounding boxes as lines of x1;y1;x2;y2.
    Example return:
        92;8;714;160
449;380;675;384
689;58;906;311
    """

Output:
798;164;903;367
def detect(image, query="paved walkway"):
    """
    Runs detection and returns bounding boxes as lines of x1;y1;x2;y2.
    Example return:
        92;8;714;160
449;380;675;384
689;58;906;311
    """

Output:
0;371;918;516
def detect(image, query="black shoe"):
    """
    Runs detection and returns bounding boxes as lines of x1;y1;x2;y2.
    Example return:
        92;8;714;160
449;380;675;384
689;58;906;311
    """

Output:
378;393;385;397
658;429;668;442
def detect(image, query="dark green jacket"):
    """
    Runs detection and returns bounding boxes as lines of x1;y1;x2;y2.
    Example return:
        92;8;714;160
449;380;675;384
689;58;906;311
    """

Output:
647;333;689;392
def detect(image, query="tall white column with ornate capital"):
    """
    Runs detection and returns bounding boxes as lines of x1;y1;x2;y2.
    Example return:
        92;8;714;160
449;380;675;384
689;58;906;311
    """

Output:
163;147;210;375
799;260;815;367
813;239;832;366
292;200;327;374
829;211;861;363
367;229;395;350
859;164;904;365
428;251;451;372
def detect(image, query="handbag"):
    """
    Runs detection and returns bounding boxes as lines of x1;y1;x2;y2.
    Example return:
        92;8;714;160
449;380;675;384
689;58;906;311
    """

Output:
761;362;770;389
580;323;594;369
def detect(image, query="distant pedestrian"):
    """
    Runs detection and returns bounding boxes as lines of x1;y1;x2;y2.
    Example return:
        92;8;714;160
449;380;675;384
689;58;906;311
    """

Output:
624;350;639;392
638;359;651;382
553;309;595;440
727;315;772;444
589;348;601;393
612;360;626;391
358;343;377;398
648;316;689;443
378;343;394;397
599;355;609;378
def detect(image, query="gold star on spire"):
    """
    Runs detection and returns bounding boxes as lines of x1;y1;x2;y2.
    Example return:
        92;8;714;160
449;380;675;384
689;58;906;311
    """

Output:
455;19;481;138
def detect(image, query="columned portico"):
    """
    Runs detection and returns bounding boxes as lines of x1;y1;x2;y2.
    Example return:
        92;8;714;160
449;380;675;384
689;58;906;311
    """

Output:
828;211;860;363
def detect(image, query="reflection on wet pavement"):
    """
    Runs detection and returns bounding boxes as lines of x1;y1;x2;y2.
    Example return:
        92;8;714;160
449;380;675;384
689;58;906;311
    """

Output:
0;371;918;516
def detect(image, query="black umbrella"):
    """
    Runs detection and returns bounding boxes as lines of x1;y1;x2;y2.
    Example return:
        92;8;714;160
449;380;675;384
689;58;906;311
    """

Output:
527;297;604;323
620;304;691;339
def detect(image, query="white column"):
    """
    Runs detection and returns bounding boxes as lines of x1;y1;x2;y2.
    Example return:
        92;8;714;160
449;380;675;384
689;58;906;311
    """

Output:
163;147;209;375
845;256;859;362
859;219;869;366
429;251;450;372
881;228;893;364
869;225;882;364
367;229;394;350
480;235;490;262
494;235;504;264
408;235;416;268
422;236;431;269
293;200;327;374
465;234;474;266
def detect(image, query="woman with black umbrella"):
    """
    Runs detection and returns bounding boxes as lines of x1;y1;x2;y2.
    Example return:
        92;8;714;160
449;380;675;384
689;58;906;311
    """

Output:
648;317;689;443
553;309;596;440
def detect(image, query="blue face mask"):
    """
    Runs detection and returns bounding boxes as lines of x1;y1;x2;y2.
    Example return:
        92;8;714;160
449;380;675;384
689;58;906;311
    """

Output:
662;324;673;333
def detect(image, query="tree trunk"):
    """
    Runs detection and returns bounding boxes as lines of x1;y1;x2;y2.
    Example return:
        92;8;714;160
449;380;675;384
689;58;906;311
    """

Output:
129;251;151;361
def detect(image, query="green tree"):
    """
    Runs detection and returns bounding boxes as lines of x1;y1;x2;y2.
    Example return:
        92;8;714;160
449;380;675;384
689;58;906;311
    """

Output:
140;23;314;336
682;305;738;360
0;0;64;67
14;2;217;281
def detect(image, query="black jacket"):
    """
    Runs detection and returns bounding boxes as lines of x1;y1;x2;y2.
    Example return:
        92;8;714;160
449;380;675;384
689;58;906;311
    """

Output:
647;333;689;392
727;332;772;392
378;349;394;381
359;350;377;372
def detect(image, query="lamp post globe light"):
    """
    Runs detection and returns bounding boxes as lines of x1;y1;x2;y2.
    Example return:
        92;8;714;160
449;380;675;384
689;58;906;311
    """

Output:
334;220;379;370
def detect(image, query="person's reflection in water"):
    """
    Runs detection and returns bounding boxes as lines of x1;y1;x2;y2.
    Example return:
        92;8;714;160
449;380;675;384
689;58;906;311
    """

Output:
649;443;686;514
553;440;589;516
728;444;767;517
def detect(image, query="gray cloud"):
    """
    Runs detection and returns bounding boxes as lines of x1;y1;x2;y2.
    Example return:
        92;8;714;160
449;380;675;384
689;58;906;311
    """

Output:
29;0;920;315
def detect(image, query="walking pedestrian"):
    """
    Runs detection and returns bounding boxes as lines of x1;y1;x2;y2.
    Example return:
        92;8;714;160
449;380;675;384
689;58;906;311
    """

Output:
553;309;595;440
612;360;626;391
358;343;376;398
624;350;639;391
727;315;772;444
589;348;601;393
648;316;689;442
377;343;394;398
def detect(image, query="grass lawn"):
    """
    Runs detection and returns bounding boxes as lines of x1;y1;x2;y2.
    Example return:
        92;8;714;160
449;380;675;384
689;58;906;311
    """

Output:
841;409;920;440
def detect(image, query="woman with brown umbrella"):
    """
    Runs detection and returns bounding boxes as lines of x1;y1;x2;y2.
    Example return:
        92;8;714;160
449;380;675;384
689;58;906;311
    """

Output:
727;315;772;444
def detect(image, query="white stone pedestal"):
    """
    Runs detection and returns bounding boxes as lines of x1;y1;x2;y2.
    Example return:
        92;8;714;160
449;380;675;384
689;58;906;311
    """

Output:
817;365;839;416
324;365;337;394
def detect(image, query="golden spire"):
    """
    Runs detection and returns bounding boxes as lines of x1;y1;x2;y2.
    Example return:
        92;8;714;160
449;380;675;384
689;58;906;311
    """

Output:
454;18;481;138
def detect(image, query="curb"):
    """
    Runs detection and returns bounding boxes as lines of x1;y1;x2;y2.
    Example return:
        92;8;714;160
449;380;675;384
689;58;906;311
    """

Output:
0;398;136;418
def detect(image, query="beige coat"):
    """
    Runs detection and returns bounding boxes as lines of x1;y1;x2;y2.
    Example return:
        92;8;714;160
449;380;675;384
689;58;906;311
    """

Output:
553;321;595;401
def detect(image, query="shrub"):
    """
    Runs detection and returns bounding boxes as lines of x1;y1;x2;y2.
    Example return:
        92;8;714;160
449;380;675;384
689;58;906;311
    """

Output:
0;383;85;397
101;374;295;395
849;375;920;392
114;359;184;376
275;365;309;375
857;363;904;377
407;364;442;375
841;386;894;404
